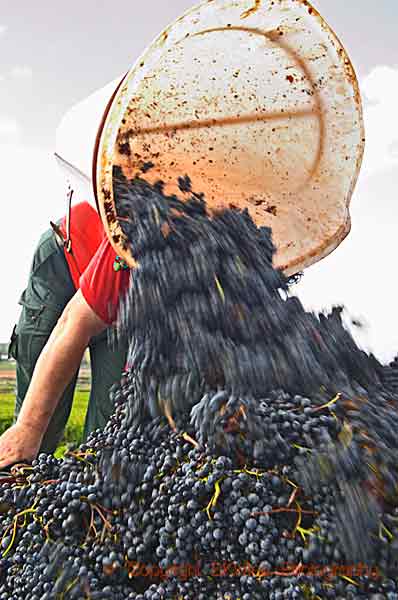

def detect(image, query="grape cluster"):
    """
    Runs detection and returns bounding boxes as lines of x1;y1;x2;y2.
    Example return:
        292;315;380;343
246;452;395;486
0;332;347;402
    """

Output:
1;171;398;598
381;355;398;394
0;388;397;599
113;169;398;562
113;169;387;423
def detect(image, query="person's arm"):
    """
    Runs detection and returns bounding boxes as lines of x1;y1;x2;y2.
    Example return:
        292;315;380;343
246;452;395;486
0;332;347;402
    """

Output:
0;290;107;469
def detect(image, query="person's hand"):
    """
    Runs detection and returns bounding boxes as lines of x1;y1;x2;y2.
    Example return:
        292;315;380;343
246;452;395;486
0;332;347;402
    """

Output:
0;423;43;470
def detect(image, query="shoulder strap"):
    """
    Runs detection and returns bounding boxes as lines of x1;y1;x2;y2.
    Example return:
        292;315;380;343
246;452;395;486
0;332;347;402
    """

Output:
65;185;74;253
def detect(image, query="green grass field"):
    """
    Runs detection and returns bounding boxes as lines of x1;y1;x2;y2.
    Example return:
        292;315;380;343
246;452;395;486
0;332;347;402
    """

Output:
0;360;89;458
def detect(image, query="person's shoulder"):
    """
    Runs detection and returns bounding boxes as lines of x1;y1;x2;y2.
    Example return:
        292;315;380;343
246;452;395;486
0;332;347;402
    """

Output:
85;236;116;276
71;200;100;219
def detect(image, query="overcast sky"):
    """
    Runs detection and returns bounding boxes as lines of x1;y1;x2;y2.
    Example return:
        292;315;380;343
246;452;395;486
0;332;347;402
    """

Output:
0;1;397;361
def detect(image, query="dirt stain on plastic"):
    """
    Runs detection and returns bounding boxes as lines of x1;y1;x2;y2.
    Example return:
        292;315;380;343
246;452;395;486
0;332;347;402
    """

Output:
241;0;261;19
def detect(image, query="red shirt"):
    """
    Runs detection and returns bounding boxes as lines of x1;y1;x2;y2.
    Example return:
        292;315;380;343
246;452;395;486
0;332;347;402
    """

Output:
60;202;105;288
60;202;130;324
79;236;130;324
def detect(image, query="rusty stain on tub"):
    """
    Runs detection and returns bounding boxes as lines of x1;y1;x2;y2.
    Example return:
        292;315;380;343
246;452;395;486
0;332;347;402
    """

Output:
241;0;261;19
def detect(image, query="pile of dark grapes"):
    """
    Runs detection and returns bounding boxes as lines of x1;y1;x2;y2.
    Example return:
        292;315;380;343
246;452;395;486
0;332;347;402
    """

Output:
1;170;398;599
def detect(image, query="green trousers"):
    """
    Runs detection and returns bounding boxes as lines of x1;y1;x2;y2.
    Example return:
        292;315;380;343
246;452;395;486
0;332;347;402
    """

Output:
8;227;128;453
